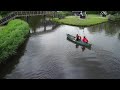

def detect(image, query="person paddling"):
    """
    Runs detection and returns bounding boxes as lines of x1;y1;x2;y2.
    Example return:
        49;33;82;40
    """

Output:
82;36;88;43
76;34;81;41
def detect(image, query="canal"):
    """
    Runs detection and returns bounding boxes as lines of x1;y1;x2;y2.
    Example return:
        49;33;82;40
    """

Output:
0;16;120;79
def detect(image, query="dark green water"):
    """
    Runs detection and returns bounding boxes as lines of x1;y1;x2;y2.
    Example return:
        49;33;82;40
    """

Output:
0;16;120;79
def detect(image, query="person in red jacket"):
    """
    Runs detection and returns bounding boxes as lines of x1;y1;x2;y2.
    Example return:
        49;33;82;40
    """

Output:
82;36;88;43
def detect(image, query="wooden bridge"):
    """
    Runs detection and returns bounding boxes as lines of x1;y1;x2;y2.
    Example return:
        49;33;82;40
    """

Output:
0;11;56;25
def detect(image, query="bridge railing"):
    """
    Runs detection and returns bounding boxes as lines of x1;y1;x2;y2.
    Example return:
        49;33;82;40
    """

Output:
0;11;16;25
14;11;55;16
0;11;55;25
15;11;42;16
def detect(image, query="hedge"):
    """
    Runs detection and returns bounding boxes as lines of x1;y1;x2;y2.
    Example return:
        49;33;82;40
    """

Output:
0;19;30;63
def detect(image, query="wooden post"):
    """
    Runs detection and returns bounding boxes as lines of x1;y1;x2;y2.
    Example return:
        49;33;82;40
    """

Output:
26;16;29;23
44;15;46;31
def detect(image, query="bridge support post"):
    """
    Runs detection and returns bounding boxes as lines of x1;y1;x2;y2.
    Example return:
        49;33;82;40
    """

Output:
26;16;29;23
25;16;30;33
43;15;46;31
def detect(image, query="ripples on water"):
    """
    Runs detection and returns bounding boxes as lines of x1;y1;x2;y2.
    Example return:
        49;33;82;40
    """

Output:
91;45;120;78
1;16;120;79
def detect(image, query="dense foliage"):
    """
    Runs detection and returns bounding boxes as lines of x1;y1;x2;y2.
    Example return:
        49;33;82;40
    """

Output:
107;11;120;21
87;11;101;14
0;11;11;17
0;19;30;63
55;11;73;19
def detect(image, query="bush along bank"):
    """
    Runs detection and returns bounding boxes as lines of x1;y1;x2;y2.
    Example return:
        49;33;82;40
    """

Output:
108;14;120;22
0;19;30;63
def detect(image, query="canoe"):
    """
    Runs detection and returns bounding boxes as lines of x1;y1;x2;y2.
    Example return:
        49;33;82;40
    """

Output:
67;34;92;49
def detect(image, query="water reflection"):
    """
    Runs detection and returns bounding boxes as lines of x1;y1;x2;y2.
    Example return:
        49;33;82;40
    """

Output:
27;16;60;35
21;16;56;33
87;24;103;34
118;33;120;40
87;22;120;36
75;45;86;52
75;44;79;48
81;46;86;52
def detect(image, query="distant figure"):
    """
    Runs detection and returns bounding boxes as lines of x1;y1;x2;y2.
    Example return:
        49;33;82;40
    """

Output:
82;36;88;43
80;11;83;19
76;34;81;41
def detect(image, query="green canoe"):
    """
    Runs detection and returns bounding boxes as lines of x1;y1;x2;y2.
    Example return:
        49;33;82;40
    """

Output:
67;34;92;49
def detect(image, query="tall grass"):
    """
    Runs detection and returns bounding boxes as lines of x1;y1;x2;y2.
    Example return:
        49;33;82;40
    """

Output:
0;19;30;63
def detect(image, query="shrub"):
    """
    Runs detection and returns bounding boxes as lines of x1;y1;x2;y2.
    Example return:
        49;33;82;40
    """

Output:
63;11;73;16
55;11;73;19
56;11;66;19
0;19;30;63
108;14;120;21
87;11;101;14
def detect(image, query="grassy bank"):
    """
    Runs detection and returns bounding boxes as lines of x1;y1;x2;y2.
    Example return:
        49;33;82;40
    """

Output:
53;14;108;27
0;19;30;63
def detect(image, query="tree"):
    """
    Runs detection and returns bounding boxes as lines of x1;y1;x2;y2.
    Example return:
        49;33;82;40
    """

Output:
107;11;119;15
86;11;101;14
0;11;11;16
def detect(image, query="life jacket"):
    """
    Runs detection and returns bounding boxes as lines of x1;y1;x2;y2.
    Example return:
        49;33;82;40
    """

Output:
83;37;88;43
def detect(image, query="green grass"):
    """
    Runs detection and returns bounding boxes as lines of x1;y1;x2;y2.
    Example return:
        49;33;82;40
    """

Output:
0;19;30;63
53;14;108;27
